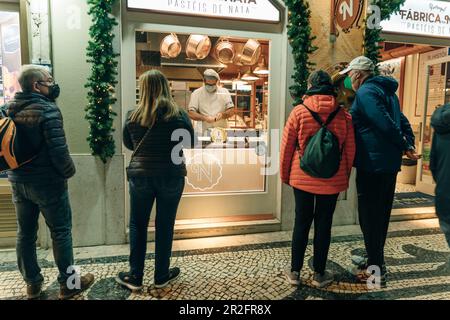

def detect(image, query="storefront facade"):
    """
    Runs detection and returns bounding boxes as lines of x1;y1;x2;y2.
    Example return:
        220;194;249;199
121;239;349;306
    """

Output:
0;0;379;248
377;0;450;218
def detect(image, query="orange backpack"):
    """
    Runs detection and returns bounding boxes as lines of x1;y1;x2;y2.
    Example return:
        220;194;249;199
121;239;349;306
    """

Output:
0;101;41;173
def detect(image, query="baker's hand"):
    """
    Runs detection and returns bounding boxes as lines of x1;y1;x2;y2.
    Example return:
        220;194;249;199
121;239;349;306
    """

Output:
405;150;421;160
214;113;224;122
205;116;215;123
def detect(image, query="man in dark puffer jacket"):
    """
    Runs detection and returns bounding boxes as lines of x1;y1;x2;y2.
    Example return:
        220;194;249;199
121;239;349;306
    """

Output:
341;56;419;286
2;65;94;300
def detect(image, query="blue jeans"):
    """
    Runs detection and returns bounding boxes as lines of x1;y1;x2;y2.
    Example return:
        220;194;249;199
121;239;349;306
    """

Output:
128;176;185;283
11;181;74;285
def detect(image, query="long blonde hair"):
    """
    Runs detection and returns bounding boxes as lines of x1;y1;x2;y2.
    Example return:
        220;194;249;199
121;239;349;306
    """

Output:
130;70;180;127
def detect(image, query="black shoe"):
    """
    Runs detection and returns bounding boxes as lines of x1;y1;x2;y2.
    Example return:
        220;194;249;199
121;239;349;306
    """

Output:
59;273;95;300
27;282;43;300
154;267;180;289
115;272;143;291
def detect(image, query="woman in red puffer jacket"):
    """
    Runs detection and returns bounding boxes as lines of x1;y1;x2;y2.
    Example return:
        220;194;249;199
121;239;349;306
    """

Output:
280;70;356;288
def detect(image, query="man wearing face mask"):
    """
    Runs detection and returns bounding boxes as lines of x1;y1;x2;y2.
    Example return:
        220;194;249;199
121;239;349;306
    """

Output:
340;56;419;286
188;69;235;135
1;65;94;300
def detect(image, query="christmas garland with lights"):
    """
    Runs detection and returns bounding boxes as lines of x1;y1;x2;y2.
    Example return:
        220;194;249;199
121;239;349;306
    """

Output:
364;0;405;74
85;0;119;163
285;0;318;106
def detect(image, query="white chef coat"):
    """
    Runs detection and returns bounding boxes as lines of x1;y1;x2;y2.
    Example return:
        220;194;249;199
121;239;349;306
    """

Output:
188;86;234;135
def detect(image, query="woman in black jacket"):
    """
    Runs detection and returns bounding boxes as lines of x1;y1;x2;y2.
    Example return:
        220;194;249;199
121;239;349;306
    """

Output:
116;70;195;290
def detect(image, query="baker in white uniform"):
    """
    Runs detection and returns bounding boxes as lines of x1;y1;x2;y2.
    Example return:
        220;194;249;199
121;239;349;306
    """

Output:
188;69;235;135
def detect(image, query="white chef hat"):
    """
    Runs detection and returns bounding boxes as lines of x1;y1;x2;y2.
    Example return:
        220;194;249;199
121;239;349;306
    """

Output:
204;69;220;81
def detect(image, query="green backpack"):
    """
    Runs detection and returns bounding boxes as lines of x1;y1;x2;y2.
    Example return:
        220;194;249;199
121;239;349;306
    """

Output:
299;104;343;179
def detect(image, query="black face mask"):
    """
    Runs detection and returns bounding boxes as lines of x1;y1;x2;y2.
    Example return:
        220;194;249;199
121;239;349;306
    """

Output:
38;82;61;101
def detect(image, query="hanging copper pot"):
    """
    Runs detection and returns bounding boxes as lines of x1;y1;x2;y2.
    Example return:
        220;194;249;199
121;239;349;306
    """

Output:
240;39;261;66
186;34;212;60
215;39;235;64
160;33;182;58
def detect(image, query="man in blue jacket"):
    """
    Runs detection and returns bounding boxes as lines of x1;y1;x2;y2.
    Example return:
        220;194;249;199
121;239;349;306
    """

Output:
340;56;419;286
430;104;450;250
2;65;94;299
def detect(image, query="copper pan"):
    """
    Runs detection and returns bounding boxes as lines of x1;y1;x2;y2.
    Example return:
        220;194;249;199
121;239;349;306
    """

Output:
215;39;235;64
186;34;212;60
160;33;182;58
240;39;261;66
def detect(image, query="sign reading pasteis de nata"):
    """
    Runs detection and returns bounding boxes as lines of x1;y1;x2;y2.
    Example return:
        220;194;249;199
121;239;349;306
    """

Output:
127;0;280;23
381;0;450;38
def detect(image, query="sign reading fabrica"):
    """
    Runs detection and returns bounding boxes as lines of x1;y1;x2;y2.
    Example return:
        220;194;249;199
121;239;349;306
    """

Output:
381;0;450;38
127;0;280;23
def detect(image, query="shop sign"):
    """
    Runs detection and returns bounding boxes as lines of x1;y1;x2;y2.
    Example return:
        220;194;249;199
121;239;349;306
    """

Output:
127;0;280;23
381;0;450;38
331;0;364;38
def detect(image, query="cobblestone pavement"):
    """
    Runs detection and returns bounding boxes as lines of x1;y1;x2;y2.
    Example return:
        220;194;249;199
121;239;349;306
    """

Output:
0;228;449;300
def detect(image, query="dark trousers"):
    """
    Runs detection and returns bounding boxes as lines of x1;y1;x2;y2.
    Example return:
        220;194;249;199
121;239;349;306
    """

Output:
291;188;339;274
356;171;398;271
128;176;185;283
11;181;74;285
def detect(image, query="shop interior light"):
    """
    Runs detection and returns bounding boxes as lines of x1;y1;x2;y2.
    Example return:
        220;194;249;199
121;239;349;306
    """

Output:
254;56;269;76
241;68;259;81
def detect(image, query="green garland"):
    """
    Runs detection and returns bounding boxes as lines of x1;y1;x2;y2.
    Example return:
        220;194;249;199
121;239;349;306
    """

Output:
364;0;405;74
285;0;318;106
85;0;119;163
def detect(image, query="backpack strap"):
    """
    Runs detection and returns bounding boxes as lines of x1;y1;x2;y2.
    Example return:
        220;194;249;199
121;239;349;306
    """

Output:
325;106;342;126
7;99;41;118
6;99;50;159
131;126;152;160
302;104;324;127
302;104;342;128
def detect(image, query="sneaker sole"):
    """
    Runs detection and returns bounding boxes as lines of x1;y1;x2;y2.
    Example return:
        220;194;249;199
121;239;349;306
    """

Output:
311;279;333;289
115;277;143;291
154;272;180;289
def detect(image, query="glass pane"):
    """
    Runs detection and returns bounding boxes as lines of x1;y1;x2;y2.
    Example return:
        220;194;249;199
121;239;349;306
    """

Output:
135;31;270;195
0;11;21;105
420;62;445;184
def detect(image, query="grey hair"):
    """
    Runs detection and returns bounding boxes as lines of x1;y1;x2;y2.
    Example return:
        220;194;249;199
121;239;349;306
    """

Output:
357;69;375;77
18;64;51;93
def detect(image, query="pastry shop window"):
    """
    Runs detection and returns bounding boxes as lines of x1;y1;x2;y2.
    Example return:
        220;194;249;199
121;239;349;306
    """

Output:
136;31;271;195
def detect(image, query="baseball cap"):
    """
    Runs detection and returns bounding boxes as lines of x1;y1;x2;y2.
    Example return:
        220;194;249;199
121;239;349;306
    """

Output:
339;56;376;75
204;69;220;80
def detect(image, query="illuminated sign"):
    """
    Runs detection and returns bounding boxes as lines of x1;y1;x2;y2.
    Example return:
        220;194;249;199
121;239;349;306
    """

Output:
127;0;281;23
381;0;450;38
